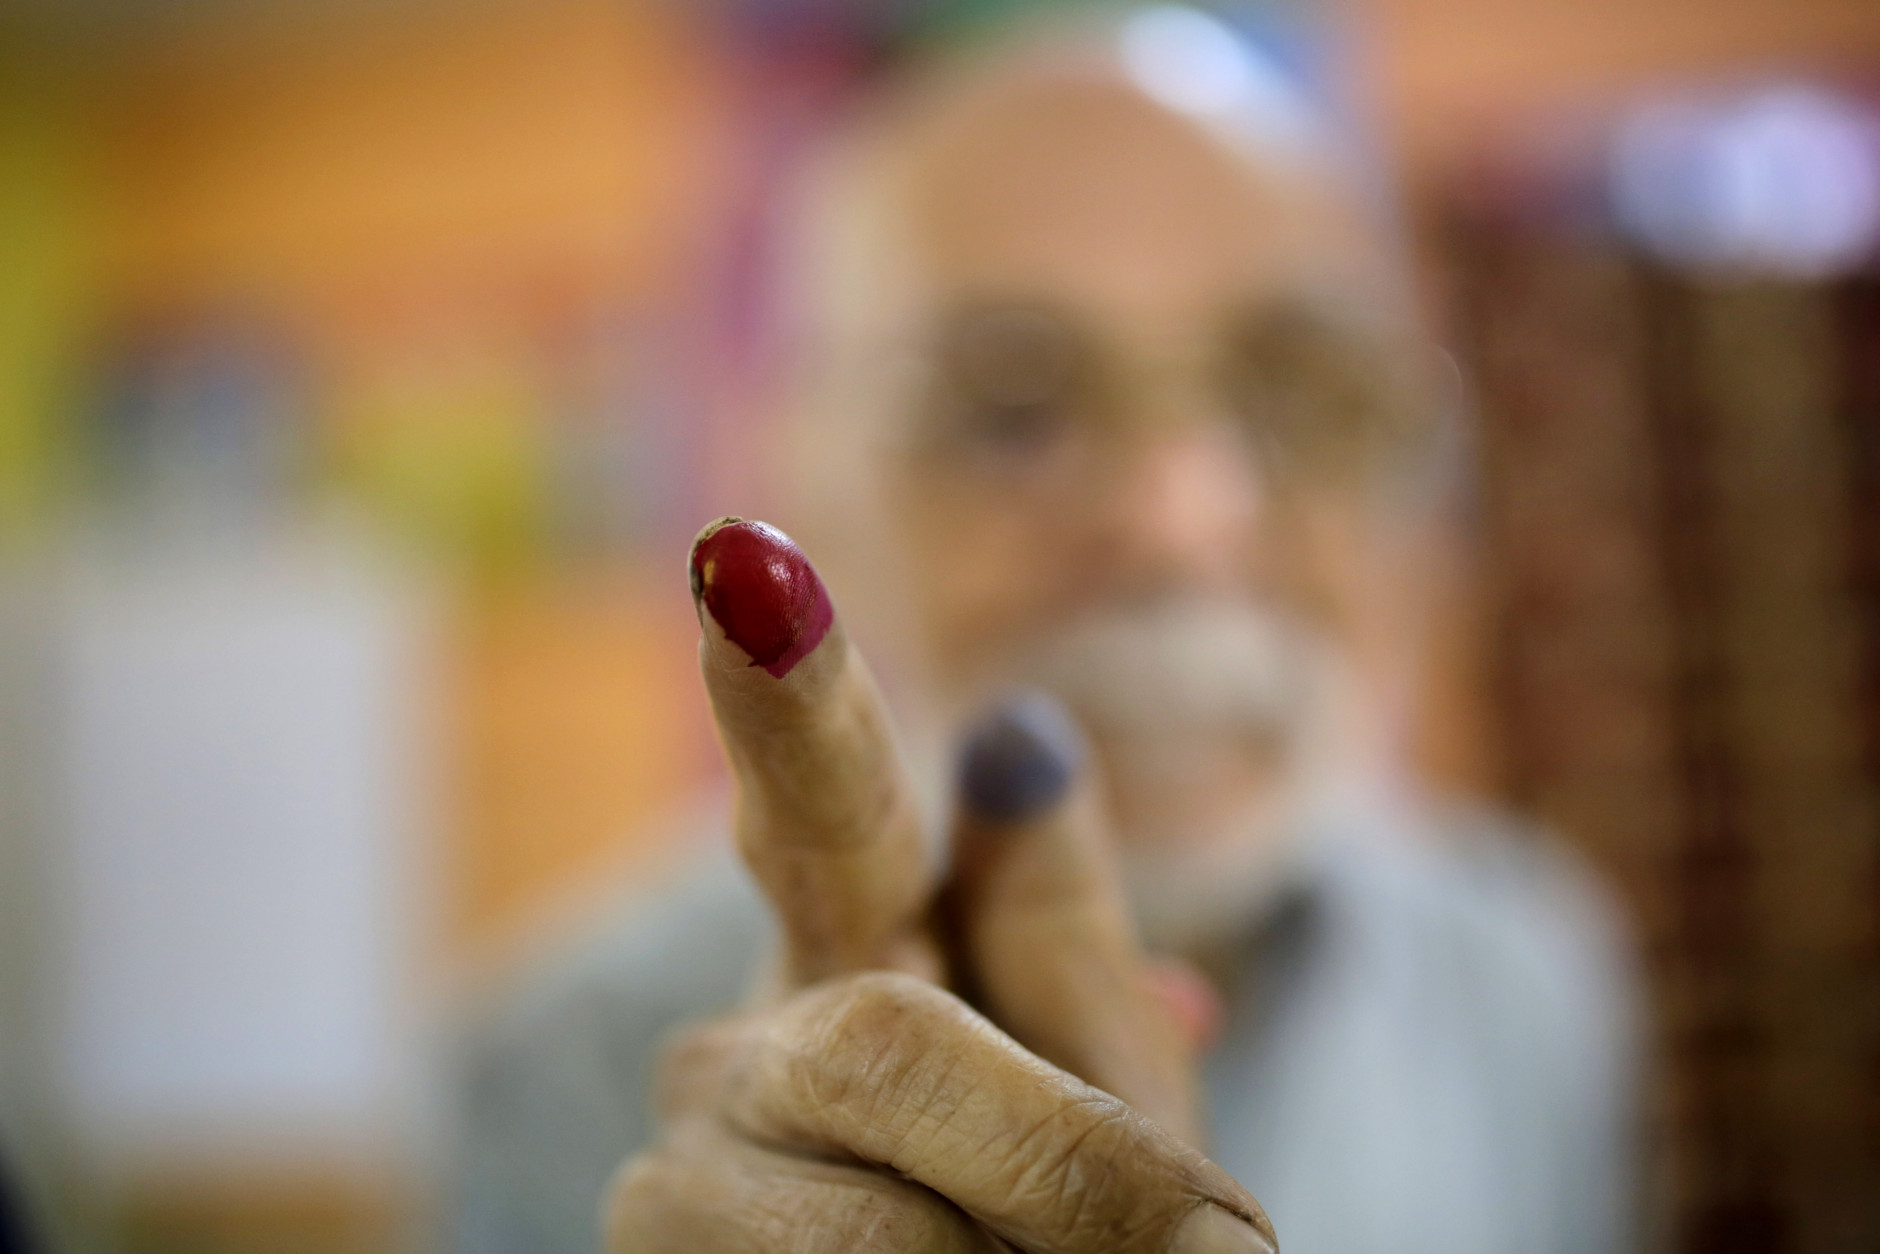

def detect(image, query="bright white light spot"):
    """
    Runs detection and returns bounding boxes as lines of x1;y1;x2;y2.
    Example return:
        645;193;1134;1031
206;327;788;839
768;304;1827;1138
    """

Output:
1611;86;1880;278
1120;5;1256;118
1118;5;1325;160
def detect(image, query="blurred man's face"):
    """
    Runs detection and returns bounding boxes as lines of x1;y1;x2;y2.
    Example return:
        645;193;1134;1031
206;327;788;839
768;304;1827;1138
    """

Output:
851;74;1439;935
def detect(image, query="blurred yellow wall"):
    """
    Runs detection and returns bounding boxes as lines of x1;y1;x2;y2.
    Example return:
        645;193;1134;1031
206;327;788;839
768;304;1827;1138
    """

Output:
11;1;1877;1249
22;0;1875;1006
97;0;727;307
447;574;712;971
65;0;731;980
0;54;96;545
17;0;1872;994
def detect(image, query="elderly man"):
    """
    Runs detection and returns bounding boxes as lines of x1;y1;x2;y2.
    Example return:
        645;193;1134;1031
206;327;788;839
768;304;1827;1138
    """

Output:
453;14;1638;1254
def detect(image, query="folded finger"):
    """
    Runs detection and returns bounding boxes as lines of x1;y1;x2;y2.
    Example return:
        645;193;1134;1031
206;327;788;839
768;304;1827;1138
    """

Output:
608;1119;998;1253
948;694;1201;1142
689;517;935;986
728;972;1274;1254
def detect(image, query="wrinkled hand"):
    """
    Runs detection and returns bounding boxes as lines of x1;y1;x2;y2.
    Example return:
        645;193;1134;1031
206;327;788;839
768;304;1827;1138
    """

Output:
606;519;1274;1254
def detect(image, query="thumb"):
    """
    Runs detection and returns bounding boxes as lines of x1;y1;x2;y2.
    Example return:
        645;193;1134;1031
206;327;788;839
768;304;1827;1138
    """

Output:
945;692;1204;1145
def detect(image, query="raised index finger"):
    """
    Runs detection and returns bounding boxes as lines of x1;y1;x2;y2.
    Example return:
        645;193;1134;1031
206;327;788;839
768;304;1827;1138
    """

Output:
689;517;934;987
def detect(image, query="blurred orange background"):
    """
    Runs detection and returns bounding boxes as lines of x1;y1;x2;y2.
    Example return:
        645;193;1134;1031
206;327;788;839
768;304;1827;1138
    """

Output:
3;1;1878;1250
7;0;1873;967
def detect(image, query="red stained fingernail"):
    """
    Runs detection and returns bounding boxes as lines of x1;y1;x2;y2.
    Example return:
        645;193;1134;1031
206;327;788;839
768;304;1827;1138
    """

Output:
689;518;834;678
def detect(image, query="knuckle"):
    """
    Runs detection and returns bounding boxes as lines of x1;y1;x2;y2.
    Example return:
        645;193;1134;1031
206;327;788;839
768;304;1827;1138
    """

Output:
604;1135;980;1254
936;1074;1186;1254
778;972;965;1147
997;1099;1159;1248
818;970;951;1036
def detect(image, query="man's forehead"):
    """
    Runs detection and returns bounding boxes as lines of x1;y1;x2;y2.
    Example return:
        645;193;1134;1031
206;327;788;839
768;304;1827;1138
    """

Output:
883;70;1388;335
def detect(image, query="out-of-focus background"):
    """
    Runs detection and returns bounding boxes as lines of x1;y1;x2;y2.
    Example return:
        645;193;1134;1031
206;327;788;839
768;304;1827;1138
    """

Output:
1;0;1877;1251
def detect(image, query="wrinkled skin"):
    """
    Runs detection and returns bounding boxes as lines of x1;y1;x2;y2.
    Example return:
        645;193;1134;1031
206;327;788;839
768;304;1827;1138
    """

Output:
610;42;1442;1254
607;573;1272;1252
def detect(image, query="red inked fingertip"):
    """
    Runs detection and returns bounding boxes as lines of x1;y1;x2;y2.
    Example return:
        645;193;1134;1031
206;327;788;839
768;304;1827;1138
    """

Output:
689;519;834;678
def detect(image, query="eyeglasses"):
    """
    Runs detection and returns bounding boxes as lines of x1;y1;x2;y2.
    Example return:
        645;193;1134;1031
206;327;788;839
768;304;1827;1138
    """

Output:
896;299;1443;503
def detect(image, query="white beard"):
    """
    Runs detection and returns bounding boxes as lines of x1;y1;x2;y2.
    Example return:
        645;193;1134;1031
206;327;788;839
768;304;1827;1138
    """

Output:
1022;597;1311;748
992;596;1354;950
1119;812;1302;953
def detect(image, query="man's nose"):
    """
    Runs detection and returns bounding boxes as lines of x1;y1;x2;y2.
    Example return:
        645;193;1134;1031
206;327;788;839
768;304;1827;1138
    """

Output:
1098;421;1265;594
